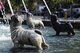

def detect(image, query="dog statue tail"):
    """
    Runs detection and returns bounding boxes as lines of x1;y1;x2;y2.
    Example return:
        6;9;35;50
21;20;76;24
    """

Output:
35;29;42;35
65;22;75;35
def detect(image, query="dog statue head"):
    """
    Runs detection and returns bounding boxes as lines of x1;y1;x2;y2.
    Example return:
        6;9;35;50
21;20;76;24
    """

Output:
10;15;24;27
25;12;33;18
50;14;58;22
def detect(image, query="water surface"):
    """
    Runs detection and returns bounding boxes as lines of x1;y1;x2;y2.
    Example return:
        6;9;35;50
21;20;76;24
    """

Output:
0;24;80;53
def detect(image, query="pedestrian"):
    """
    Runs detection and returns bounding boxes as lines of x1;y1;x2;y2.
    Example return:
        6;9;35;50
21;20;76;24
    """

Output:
0;0;4;18
0;0;6;24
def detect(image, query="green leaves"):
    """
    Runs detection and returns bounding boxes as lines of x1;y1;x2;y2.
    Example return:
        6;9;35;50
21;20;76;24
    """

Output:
2;0;80;13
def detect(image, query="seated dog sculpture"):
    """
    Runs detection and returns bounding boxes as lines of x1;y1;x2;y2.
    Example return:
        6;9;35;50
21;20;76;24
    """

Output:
50;14;75;36
26;13;45;29
10;15;48;50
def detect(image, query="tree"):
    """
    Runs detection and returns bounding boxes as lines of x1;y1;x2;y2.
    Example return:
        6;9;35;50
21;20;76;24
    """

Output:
27;0;39;12
10;0;22;11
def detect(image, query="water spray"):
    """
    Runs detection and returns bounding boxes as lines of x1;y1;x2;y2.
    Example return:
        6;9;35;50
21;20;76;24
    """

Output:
21;0;33;16
7;0;14;15
21;0;28;13
42;0;52;15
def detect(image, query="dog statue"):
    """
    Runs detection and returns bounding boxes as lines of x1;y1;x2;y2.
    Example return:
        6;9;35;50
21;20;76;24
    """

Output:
50;14;75;36
26;13;45;29
10;15;48;50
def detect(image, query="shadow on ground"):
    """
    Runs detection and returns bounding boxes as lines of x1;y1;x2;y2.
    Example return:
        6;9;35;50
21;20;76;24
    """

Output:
10;47;44;53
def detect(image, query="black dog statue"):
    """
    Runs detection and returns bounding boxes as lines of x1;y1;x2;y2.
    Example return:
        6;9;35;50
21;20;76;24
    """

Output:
50;14;75;36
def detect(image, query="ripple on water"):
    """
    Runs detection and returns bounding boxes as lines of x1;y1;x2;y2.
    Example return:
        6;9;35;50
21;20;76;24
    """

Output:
42;27;80;53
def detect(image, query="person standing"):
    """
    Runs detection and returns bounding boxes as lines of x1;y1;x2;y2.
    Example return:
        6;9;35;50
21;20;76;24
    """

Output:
0;0;6;24
0;0;4;18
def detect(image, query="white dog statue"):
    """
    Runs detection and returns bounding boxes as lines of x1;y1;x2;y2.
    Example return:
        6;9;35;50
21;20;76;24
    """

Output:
26;13;45;29
10;15;48;50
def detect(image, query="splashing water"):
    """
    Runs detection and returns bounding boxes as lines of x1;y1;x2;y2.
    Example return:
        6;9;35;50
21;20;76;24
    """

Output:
0;24;80;53
0;34;11;41
0;24;11;41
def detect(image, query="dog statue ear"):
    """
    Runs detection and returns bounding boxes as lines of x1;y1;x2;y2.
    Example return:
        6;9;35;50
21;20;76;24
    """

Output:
50;14;58;21
25;12;33;17
10;15;15;24
11;15;16;20
10;15;19;23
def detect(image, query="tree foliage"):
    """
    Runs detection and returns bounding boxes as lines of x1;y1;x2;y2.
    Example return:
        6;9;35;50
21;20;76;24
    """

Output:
2;0;80;13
